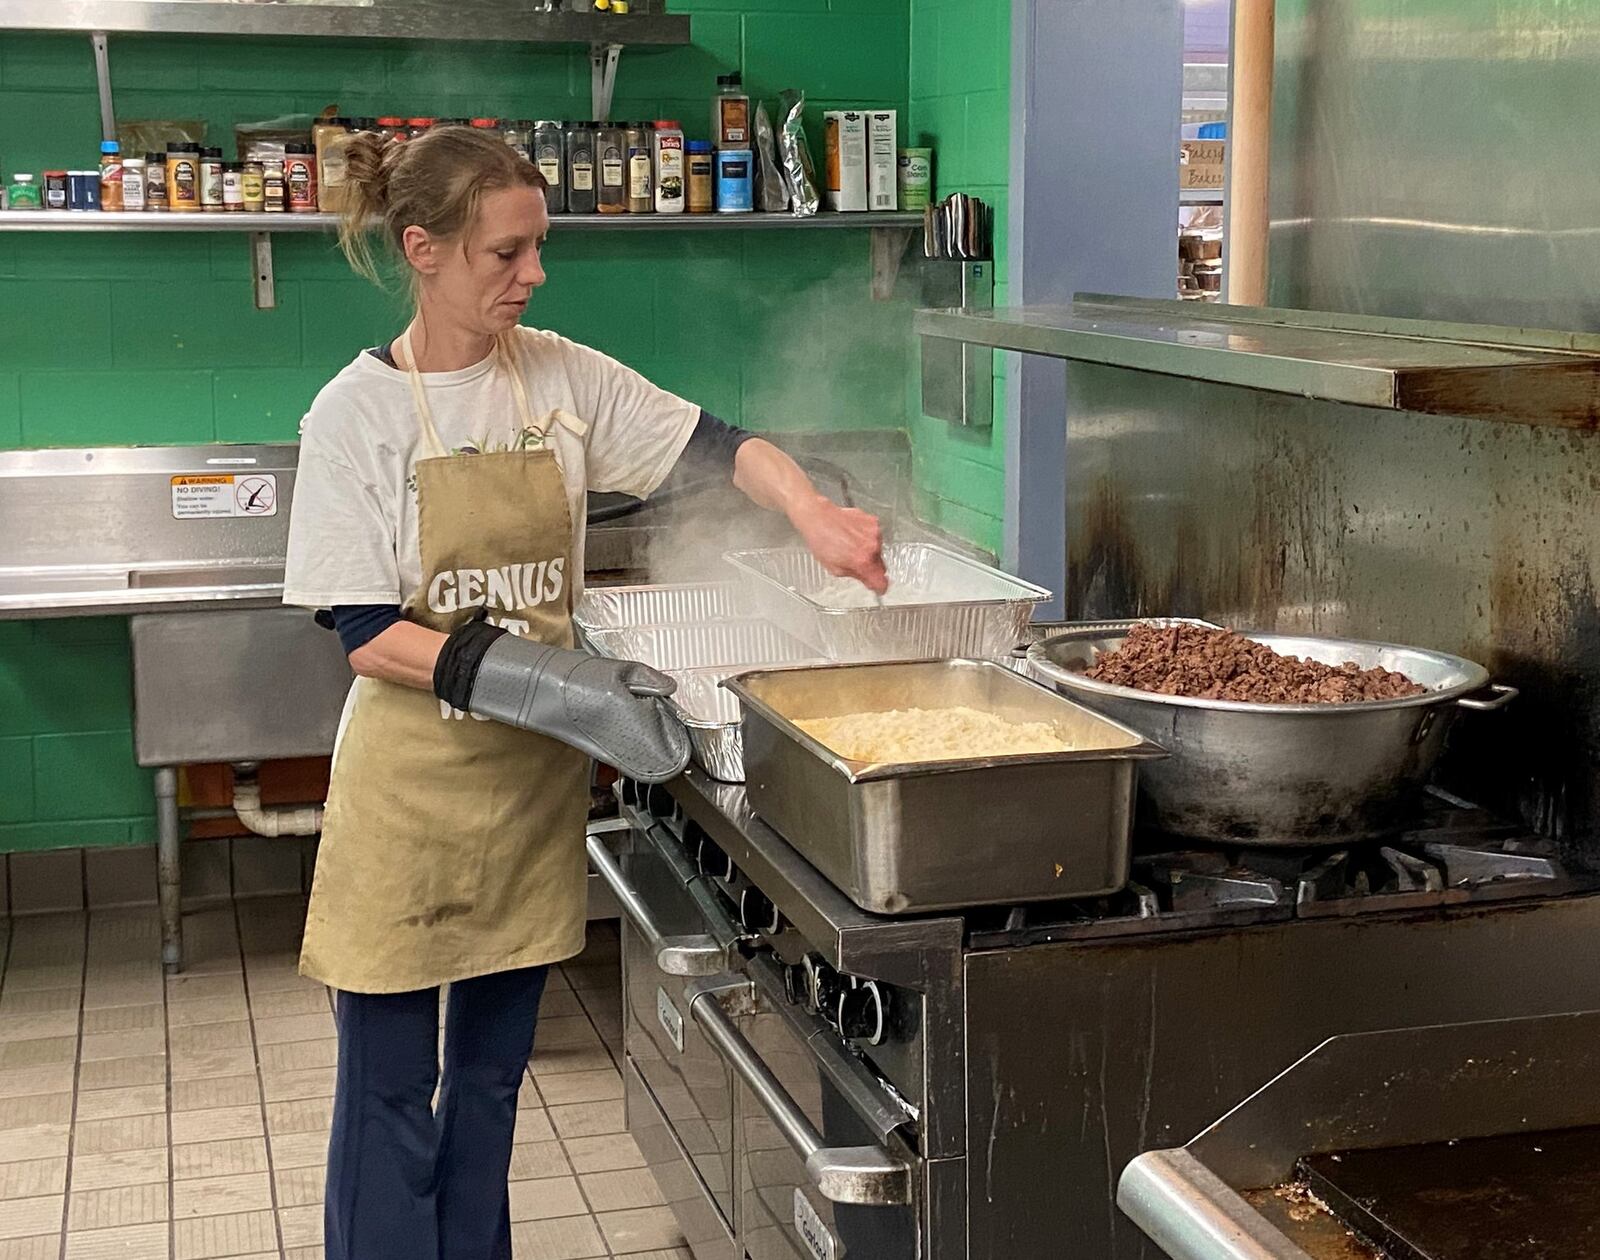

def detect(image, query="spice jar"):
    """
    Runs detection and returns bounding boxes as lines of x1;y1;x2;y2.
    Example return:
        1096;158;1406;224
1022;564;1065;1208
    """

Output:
565;121;597;215
715;148;753;213
377;117;407;144
199;147;224;212
686;140;714;213
407;117;435;139
313;115;350;212
43;171;68;211
471;117;501;133
166;143;201;212
98;140;124;212
285;143;317;213
712;72;751;148
222;162;244;211
122;156;146;211
262;158;286;213
625;123;652;213
142;154;166;210
596;125;627;213
503;120;533;162
533;121;566;213
651;120;685;215
7;174;41;210
241;161;265;212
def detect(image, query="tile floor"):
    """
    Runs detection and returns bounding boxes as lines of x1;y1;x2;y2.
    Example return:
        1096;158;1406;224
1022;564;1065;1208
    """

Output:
0;898;689;1260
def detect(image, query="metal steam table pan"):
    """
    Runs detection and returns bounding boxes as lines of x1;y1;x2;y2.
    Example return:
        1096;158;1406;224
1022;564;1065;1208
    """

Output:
725;659;1166;914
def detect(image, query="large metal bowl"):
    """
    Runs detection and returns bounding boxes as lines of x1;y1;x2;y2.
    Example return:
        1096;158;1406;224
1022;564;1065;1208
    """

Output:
1026;623;1516;845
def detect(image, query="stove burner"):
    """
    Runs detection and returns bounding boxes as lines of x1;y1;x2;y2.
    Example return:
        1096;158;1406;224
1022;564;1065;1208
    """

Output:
969;790;1598;947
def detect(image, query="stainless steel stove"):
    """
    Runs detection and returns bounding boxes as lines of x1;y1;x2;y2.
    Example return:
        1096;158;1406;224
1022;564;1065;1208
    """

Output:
593;770;1600;1260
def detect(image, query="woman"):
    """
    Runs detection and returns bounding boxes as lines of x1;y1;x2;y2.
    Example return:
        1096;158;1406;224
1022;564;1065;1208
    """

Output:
282;125;886;1260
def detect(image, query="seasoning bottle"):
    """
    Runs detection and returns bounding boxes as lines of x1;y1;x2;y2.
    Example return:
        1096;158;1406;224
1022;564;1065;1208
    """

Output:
43;170;69;211
377;117;407;144
199;146;224;212
142;154;166;210
166;143;201;212
241;161;265;212
313;116;350;212
407;117;435;140
625;123;653;213
221;162;244;212
504;120;534;162
262;158;287;213
715;148;753;213
533;121;566;213
7;173;41;210
712;72;751;148
686;140;714;213
285;143;317;213
122;156;146;211
98;140;124;212
596;125;627;213
565;121;597;215
652;120;685;214
471;117;501;136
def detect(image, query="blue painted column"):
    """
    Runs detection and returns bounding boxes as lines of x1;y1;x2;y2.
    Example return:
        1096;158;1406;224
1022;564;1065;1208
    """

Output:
1005;0;1184;617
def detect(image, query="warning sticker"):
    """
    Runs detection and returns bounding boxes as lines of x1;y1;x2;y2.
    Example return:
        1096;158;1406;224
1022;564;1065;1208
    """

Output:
171;473;279;520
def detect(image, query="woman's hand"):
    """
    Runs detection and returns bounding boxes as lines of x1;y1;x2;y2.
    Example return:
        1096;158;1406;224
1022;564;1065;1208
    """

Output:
731;439;889;594
789;494;889;594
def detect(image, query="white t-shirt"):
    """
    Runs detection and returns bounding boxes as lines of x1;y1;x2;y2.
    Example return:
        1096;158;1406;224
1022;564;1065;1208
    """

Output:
282;326;698;611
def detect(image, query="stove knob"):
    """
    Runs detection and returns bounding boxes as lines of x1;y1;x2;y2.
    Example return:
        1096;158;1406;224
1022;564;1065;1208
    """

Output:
739;887;783;936
802;955;844;1019
837;980;887;1046
695;835;735;883
783;962;809;1007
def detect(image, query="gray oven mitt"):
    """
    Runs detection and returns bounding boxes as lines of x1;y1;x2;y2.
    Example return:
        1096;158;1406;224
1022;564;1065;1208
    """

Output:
434;621;691;783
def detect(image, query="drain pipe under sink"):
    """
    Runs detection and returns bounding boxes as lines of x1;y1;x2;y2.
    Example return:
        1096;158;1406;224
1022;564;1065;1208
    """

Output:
232;764;324;837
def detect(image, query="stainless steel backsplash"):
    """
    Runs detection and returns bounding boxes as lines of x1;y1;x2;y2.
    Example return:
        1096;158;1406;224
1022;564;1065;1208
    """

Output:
1065;0;1600;850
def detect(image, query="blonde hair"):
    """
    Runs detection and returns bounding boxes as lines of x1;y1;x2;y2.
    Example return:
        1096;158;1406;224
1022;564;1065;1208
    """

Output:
336;125;547;288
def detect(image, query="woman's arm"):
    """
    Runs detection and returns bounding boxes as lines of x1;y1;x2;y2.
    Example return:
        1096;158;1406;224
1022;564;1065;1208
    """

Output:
733;438;889;594
349;620;448;691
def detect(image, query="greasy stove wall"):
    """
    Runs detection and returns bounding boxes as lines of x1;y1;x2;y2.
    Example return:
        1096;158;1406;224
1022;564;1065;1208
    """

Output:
1064;0;1600;855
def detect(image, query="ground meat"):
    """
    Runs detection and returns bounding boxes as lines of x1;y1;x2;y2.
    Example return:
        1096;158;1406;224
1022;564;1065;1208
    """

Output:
1085;623;1426;704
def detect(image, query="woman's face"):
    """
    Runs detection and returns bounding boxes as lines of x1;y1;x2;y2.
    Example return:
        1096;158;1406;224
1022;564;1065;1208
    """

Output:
410;184;550;336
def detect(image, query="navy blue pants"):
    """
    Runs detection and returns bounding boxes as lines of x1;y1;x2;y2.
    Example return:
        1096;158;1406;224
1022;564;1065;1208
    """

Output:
325;965;549;1260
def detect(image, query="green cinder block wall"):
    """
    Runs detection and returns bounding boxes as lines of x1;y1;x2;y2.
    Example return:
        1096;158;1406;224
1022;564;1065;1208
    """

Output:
0;3;942;853
906;0;1010;555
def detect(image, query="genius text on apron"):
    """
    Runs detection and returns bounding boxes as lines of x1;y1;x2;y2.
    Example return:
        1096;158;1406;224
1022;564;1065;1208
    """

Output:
300;330;591;993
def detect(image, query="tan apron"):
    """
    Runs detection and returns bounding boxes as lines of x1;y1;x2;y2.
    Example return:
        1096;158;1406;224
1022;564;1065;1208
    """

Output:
300;330;592;994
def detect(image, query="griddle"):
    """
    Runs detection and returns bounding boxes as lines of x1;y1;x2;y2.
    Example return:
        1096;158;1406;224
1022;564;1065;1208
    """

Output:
1300;1125;1600;1259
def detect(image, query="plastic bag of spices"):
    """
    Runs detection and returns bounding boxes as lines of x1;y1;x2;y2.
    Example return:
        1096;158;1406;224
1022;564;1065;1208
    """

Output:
235;114;315;165
777;89;819;217
753;101;787;213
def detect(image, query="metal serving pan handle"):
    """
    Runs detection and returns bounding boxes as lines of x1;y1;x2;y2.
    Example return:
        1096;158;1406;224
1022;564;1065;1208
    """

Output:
687;977;915;1207
1456;683;1518;712
584;824;727;977
1117;1148;1315;1260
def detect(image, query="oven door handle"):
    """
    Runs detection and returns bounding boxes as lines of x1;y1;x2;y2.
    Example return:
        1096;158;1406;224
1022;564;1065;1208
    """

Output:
585;827;727;977
1118;1149;1314;1260
687;977;914;1207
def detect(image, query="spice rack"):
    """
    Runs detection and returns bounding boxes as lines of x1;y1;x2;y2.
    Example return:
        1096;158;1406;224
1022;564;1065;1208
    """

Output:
0;210;925;306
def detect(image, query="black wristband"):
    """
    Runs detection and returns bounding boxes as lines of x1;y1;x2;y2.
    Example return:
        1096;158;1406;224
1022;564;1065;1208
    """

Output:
433;617;508;711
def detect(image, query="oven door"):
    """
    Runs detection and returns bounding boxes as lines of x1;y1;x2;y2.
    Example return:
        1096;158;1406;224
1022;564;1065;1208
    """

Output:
690;956;922;1260
590;819;745;1259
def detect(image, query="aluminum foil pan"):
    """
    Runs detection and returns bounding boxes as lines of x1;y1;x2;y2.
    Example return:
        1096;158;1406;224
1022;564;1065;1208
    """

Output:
724;542;1052;662
583;618;823;782
572;582;751;635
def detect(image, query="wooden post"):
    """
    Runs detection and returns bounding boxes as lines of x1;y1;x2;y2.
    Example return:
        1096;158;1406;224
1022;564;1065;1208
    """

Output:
1227;0;1274;305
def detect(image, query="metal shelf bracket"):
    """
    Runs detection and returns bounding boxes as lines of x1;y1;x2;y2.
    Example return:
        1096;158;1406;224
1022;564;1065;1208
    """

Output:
91;31;115;141
870;225;916;301
251;233;276;309
591;41;622;121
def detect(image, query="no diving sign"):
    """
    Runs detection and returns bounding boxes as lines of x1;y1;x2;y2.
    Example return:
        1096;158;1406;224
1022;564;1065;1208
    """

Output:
171;473;279;519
